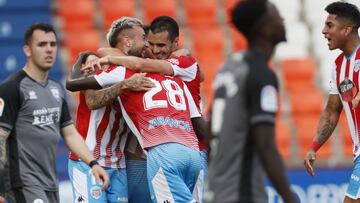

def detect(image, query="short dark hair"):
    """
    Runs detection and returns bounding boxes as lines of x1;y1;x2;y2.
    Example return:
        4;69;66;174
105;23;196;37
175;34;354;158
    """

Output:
325;2;360;30
231;0;267;41
143;24;151;35
150;16;179;41
24;22;56;45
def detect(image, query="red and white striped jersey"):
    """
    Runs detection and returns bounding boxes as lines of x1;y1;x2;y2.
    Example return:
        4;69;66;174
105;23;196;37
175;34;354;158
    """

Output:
69;91;129;168
95;65;201;151
167;55;206;150
167;55;202;112
330;45;360;158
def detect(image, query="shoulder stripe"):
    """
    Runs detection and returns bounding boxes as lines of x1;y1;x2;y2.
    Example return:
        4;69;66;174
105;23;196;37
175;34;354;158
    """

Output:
335;53;345;73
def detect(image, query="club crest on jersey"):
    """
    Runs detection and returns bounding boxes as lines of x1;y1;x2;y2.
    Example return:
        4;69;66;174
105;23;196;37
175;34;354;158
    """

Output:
0;98;4;117
90;186;102;199
354;60;360;72
167;58;179;65
50;87;60;101
29;90;37;100
339;77;357;102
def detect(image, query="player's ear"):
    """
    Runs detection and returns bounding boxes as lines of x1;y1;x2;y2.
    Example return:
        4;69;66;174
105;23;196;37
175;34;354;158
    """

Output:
124;36;131;47
173;36;179;49
343;25;353;36
23;45;31;57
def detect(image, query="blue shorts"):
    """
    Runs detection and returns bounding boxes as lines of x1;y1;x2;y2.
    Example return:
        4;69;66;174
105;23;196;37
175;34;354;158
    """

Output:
346;156;360;199
126;159;151;203
147;143;205;203
200;149;208;181
68;160;128;203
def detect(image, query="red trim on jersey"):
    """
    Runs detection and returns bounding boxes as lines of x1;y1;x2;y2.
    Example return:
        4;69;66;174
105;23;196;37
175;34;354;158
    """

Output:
344;60;358;137
199;139;206;150
335;54;345;93
167;55;197;67
113;102;127;168
104;103;121;167
356;47;360;59
69;93;91;160
104;64;118;73
93;106;111;160
170;55;202;113
116;124;128;168
354;48;360;143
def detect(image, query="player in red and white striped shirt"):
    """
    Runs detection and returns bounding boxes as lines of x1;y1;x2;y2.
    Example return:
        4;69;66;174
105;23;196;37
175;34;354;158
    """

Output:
82;16;207;202
304;2;360;202
69;58;206;202
66;17;153;203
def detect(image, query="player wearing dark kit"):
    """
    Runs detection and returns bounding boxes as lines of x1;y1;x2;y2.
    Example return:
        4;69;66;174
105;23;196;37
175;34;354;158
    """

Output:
0;22;108;203
206;0;295;203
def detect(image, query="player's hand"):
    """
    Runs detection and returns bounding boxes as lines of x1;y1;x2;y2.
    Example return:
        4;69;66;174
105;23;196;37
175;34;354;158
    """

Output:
0;195;5;203
352;93;360;109
91;165;109;191
124;73;155;91
82;56;110;74
304;149;316;176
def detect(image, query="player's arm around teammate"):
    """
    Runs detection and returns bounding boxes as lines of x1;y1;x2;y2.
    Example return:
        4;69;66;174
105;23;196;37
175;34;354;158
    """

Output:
66;52;154;109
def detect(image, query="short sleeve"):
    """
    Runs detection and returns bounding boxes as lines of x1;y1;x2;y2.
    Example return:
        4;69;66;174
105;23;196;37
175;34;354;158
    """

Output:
0;79;21;130
329;62;339;95
247;72;278;125
183;83;201;118
167;56;198;82
94;65;126;87
60;98;73;128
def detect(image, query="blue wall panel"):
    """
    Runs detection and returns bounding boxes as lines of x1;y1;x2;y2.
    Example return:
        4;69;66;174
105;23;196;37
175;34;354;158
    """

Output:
0;12;52;44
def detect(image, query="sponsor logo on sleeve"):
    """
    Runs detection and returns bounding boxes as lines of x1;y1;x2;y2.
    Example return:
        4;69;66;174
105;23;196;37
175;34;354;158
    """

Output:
0;98;4;117
260;85;278;112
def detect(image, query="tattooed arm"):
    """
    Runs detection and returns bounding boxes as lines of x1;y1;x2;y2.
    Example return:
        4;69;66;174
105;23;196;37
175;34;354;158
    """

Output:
84;83;125;110
0;127;10;198
315;95;343;144
0;127;10;169
304;94;343;176
85;73;154;110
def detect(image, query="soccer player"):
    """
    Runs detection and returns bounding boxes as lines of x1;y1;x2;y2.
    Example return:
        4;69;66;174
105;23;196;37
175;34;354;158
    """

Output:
67;17;155;203
68;53;153;202
0;22;109;203
68;18;207;201
86;15;208;182
304;2;360;203
206;0;296;202
80;16;207;203
68;50;205;202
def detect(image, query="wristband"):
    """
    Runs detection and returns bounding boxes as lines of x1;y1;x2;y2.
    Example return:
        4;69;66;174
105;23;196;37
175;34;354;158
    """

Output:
89;160;99;168
310;140;320;152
